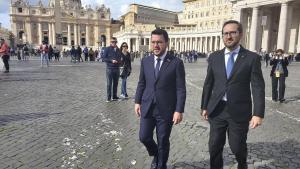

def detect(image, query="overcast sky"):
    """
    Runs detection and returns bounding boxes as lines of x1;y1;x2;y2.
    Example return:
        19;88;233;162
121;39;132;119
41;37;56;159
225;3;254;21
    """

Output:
0;0;183;29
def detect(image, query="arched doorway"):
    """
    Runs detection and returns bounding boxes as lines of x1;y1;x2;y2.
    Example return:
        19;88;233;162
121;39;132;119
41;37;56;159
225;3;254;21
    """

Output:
100;35;106;47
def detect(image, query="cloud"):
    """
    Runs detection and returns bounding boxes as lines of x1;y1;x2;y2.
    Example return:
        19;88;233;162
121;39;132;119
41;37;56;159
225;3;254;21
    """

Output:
120;4;129;15
150;2;161;9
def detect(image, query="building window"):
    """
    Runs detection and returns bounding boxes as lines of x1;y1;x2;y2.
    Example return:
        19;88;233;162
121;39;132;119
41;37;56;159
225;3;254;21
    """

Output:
18;8;23;13
42;9;47;14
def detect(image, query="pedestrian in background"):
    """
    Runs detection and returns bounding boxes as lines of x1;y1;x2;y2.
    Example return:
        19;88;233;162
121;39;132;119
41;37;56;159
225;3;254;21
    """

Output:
119;42;131;99
102;37;122;102
83;46;89;61
270;49;289;103
201;20;265;169
0;38;10;73
39;40;49;67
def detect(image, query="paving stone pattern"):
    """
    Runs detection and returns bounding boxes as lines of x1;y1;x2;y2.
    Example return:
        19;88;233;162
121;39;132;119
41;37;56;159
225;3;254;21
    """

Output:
0;58;299;169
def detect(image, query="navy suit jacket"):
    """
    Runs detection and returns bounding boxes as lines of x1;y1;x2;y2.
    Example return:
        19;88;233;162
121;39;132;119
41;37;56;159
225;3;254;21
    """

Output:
201;46;265;122
135;53;186;120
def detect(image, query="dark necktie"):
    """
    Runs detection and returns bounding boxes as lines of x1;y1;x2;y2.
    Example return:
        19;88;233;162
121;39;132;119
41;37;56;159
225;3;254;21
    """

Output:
155;58;161;78
226;52;235;78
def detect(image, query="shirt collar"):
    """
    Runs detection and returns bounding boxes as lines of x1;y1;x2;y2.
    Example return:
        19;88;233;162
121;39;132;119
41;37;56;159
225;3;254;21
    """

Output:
225;45;240;55
154;50;167;61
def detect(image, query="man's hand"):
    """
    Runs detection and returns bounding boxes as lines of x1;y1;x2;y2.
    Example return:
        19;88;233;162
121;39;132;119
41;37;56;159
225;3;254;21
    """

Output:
249;116;263;129
201;110;208;121
173;112;183;125
112;59;118;64
135;104;141;117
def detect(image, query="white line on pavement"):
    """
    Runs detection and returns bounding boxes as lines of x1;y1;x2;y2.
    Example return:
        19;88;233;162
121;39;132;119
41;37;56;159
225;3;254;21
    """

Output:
186;79;202;90
276;110;300;122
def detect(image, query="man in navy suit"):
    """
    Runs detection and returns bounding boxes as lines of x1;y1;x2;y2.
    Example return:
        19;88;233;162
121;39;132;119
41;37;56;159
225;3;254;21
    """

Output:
201;20;265;169
135;28;186;169
102;37;122;102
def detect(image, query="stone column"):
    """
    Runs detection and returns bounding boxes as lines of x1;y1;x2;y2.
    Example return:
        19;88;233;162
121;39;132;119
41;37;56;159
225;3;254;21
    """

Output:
78;25;81;46
74;24;78;46
277;2;289;50
297;22;300;53
67;24;71;46
136;37;140;52
249;7;259;51
184;37;187;51
25;21;32;43
210;36;213;52
94;25;99;47
220;36;224;49
198;37;201;52
203;37;208;53
48;23;52;45
38;23;42;44
86;25;89;46
214;36;218;51
52;23;56;45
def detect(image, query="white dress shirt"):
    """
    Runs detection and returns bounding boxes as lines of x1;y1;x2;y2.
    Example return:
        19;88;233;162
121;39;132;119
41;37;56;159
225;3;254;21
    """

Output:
154;50;167;70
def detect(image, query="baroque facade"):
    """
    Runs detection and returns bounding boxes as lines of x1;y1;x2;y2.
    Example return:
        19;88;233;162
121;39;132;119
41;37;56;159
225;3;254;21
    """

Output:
10;0;121;48
232;0;300;53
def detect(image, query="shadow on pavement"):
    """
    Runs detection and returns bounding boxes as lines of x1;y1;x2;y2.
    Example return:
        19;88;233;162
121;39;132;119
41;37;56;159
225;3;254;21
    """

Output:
172;139;300;169
0;112;62;126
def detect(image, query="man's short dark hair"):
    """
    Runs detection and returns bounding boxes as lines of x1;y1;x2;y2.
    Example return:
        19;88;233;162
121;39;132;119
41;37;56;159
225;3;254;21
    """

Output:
151;28;169;42
222;20;243;34
111;37;117;41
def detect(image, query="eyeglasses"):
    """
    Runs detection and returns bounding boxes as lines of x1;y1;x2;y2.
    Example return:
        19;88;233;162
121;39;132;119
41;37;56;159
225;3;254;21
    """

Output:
111;41;117;43
222;31;239;37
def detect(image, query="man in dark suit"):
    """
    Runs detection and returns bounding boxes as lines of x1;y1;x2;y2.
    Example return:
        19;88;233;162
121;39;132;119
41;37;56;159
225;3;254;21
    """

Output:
135;28;186;169
201;20;265;169
103;37;122;102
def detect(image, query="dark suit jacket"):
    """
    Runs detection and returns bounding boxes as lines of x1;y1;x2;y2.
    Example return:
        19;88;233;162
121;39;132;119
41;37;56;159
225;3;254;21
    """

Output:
135;53;186;120
102;46;122;69
201;46;265;122
270;58;289;77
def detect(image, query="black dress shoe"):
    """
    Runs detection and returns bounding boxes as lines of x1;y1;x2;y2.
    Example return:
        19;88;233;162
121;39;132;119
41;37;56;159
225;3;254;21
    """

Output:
150;156;158;169
279;99;286;103
112;97;119;101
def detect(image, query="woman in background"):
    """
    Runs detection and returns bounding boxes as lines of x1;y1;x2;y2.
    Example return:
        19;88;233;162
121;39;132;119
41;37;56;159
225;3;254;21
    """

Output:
119;42;131;99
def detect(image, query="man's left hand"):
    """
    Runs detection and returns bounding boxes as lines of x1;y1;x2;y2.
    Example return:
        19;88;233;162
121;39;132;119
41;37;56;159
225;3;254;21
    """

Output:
249;116;263;129
173;112;183;125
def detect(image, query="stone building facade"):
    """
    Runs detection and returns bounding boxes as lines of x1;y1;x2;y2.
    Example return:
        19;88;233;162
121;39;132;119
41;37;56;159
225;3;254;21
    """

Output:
232;0;300;53
114;0;233;53
10;0;121;48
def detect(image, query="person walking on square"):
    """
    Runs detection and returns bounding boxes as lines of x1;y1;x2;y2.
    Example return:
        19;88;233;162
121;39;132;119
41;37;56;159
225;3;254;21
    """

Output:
119;42;131;99
0;38;10;73
40;40;49;67
270;49;289;103
201;20;265;169
102;37;122;102
83;46;89;61
135;28;186;169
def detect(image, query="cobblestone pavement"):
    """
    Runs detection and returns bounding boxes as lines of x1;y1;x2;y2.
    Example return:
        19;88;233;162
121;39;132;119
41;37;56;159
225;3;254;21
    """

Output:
0;58;299;169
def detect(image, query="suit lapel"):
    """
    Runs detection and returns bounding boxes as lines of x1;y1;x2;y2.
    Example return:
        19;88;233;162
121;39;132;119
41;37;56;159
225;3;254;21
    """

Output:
147;55;156;81
218;49;227;79
155;54;173;83
228;46;247;81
